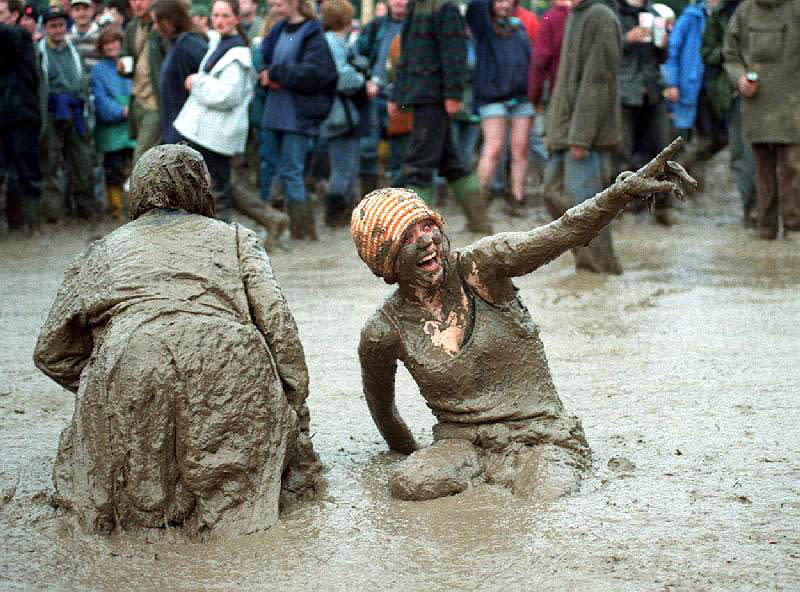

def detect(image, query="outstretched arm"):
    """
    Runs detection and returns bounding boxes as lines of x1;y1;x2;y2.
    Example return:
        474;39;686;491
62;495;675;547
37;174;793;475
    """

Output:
460;138;696;302
358;314;418;454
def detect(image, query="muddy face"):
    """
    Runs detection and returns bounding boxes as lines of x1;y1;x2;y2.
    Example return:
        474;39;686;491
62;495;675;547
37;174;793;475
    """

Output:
394;220;446;289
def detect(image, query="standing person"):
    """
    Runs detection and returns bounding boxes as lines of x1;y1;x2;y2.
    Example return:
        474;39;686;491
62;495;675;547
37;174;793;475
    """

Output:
723;0;800;240
354;0;408;195
69;0;100;71
91;25;135;220
173;0;253;219
662;0;705;147
150;0;207;144
257;0;337;241
350;143;693;501
120;0;168;165
320;0;370;227
38;6;98;223
528;0;570;110
701;0;755;226
238;0;262;40
0;0;42;236
617;0;676;226
19;1;41;41
391;0;492;234
467;0;533;218
543;0;624;274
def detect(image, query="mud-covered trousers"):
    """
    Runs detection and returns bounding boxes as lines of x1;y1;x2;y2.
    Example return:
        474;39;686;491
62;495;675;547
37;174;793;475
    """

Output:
0;122;41;229
399;103;470;187
41;115;97;222
751;143;800;233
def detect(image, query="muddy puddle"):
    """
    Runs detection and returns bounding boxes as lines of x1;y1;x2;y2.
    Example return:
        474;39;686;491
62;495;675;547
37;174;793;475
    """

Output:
1;157;799;590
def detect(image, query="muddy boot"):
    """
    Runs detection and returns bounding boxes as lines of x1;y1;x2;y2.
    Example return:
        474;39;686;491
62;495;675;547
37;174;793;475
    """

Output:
575;227;622;275
302;199;318;240
324;193;346;227
450;173;493;235
360;173;379;197
653;207;677;227
106;185;124;221
286;200;306;240
407;184;434;206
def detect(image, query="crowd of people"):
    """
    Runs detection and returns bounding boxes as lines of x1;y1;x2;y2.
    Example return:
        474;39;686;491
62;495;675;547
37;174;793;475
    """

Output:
1;0;797;258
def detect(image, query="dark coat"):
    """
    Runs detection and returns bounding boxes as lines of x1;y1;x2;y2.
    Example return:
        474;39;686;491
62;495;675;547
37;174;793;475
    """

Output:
159;32;208;144
617;0;667;107
0;24;40;126
466;0;531;107
261;19;337;135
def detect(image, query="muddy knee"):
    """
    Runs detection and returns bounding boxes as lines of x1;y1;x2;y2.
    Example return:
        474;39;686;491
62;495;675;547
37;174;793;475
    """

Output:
389;439;482;501
512;445;583;501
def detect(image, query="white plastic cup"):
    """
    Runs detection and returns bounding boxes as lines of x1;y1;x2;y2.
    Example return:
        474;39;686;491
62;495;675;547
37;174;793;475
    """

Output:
120;56;134;74
638;12;654;42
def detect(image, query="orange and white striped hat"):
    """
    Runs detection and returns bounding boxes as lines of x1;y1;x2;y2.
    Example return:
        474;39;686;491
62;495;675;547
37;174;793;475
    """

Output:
351;188;444;284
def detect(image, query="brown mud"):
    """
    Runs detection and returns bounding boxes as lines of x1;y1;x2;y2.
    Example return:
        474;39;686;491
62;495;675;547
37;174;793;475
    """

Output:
2;154;799;590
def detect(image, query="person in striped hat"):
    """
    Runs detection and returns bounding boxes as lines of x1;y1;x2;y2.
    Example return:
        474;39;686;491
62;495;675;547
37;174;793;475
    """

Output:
351;141;694;502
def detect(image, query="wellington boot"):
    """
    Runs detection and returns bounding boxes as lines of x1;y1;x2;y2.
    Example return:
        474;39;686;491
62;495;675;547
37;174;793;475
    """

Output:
303;200;318;241
450;174;493;235
263;204;289;250
407;184;434;205
325;193;347;227
106;185;124;221
287;200;306;239
360;173;379;197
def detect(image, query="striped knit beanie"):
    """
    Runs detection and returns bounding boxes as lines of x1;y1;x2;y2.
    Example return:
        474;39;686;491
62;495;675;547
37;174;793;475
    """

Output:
351;188;444;284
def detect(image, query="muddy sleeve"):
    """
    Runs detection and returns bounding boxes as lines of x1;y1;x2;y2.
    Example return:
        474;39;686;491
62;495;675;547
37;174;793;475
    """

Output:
33;257;93;393
358;314;418;454
237;225;310;412
458;175;639;284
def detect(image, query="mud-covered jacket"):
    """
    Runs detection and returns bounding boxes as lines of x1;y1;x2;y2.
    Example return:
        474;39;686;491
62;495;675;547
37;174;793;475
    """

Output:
723;0;800;143
392;0;468;106
545;0;622;151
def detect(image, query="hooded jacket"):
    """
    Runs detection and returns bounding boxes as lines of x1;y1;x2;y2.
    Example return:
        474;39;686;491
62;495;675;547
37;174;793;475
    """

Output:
617;0;667;106
663;2;706;128
545;0;623;151
723;0;800;143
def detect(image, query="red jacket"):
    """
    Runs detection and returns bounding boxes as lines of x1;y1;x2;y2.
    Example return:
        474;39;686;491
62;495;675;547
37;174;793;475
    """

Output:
527;3;570;106
514;5;539;47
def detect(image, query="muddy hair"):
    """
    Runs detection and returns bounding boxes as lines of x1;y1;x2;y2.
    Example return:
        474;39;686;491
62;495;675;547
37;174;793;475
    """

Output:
150;0;196;37
129;144;216;220
211;0;250;46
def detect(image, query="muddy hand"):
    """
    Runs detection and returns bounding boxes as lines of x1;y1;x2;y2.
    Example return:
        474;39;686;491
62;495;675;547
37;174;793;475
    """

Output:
614;137;698;202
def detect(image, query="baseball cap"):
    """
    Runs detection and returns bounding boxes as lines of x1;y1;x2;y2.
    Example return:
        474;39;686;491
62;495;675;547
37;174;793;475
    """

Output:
71;0;92;6
42;5;68;21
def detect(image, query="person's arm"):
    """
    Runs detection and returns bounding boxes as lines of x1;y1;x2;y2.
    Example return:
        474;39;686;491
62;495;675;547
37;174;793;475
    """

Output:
459;139;696;302
465;0;492;42
190;57;249;110
91;65;126;123
358;313;418;454
328;37;365;94
269;28;337;93
237;225;310;418
722;7;747;87
33;257;93;393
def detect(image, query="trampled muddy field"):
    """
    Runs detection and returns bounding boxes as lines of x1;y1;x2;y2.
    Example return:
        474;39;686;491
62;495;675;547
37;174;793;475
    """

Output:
1;163;799;590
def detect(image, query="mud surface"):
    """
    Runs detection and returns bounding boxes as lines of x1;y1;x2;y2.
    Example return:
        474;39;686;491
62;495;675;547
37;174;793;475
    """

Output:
2;155;799;590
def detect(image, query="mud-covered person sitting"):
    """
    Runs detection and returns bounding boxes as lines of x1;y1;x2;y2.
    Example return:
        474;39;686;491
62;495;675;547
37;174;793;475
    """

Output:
33;144;323;537
352;139;694;501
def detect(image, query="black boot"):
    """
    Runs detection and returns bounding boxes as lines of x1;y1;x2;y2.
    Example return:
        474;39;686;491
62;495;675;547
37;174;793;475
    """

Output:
287;201;306;240
303;200;318;240
360;173;379;197
325;193;346;227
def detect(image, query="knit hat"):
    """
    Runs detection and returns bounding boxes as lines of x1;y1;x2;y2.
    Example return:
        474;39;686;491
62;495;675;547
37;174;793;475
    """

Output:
351;188;444;284
23;1;39;20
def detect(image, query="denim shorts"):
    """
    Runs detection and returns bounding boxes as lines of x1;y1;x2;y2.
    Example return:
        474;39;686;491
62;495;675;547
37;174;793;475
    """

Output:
479;99;535;120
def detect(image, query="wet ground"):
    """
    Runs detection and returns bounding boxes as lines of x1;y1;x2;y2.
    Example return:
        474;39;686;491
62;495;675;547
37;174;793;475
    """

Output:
1;159;799;590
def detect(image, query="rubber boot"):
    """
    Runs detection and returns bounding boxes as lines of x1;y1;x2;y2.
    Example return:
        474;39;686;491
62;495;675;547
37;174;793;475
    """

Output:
450;173;493;235
360;173;379;197
407;185;434;206
286;200;306;240
263;203;289;251
303;199;318;241
325;193;346;227
106;185;124;221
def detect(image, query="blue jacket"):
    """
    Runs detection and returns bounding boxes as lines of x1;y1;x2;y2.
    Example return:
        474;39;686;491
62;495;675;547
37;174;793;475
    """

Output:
663;3;706;128
261;19;337;135
466;0;531;107
91;57;135;152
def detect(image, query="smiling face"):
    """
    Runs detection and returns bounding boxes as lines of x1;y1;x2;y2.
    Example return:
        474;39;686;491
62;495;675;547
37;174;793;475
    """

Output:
71;3;93;28
44;17;67;43
394;219;446;289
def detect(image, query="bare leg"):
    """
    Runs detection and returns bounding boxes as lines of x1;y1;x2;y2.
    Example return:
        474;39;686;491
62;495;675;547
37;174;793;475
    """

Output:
477;117;507;189
509;116;533;204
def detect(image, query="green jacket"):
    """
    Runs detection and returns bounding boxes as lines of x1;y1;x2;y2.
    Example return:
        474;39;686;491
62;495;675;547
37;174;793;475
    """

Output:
723;0;800;143
122;17;168;136
545;0;623;151
392;0;468;105
701;0;739;118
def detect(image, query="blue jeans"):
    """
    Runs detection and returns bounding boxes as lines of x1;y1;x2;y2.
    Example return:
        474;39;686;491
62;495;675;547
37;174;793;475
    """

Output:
259;128;311;203
450;119;481;171
327;133;360;198
359;96;388;177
